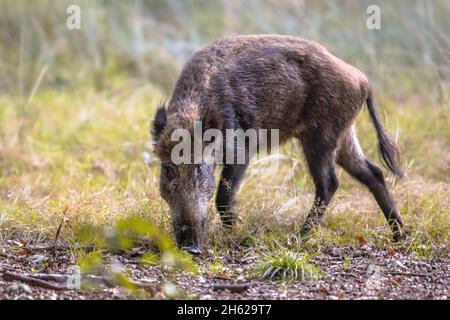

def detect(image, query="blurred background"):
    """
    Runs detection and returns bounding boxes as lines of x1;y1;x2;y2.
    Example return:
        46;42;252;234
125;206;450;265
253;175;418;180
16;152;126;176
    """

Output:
0;0;449;103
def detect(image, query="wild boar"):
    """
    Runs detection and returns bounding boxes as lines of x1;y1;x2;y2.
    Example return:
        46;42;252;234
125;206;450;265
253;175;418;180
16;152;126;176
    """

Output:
152;35;404;255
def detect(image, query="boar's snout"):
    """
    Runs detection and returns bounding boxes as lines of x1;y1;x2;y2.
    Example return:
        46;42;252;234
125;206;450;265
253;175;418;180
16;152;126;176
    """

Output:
157;163;214;256
172;206;207;255
174;221;205;255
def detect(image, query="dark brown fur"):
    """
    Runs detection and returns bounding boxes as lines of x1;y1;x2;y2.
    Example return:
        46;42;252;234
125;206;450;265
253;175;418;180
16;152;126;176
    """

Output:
152;35;404;252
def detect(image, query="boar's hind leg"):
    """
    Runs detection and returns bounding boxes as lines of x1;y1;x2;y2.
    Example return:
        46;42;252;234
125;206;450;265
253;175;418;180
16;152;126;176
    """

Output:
299;133;339;236
216;164;248;227
336;127;404;241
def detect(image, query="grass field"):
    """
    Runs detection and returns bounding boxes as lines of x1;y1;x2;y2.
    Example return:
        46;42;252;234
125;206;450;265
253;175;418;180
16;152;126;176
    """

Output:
0;0;449;300
1;87;449;249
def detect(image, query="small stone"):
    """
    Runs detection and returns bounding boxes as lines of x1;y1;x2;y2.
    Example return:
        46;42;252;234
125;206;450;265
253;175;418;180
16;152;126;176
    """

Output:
6;283;32;294
237;275;246;281
6;284;20;293
48;293;58;300
162;282;181;298
395;261;407;269
28;254;48;264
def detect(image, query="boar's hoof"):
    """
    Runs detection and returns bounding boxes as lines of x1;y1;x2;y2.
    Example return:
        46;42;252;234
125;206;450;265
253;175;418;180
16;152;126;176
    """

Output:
182;246;202;256
392;230;406;243
299;221;315;238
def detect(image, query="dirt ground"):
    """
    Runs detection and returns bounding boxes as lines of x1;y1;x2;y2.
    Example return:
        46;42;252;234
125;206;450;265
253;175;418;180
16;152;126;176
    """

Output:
0;241;448;300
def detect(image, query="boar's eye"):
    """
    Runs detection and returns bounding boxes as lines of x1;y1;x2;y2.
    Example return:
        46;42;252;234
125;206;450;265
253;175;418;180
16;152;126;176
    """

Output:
169;180;178;191
162;164;177;181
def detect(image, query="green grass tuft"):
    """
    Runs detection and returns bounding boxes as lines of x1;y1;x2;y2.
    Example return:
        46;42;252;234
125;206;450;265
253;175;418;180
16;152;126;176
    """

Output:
257;247;322;282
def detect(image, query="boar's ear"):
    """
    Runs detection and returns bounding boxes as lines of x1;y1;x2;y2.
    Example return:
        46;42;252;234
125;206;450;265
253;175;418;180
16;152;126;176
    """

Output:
151;102;167;142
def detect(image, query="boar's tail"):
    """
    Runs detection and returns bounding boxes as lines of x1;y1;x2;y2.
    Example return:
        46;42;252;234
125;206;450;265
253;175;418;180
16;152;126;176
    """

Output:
366;90;404;177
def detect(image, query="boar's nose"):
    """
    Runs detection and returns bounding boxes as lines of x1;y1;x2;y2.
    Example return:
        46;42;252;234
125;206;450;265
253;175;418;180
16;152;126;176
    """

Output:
181;245;202;256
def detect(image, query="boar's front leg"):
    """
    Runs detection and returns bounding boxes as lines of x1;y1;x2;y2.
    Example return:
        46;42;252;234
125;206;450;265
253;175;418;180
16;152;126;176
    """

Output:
216;164;248;227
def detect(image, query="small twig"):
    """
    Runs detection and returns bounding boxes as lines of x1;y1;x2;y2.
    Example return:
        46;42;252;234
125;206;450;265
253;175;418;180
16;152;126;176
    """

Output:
212;283;250;293
2;271;68;291
0;265;15;273
389;271;432;278
24;244;96;253
52;210;66;258
331;272;360;279
212;275;232;281
53;219;64;247
240;256;258;263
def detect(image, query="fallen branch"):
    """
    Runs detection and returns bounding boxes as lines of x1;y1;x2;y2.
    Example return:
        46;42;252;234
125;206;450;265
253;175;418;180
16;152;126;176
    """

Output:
23;244;144;257
23;244;96;253
2;271;68;291
19;273;68;284
2;271;156;292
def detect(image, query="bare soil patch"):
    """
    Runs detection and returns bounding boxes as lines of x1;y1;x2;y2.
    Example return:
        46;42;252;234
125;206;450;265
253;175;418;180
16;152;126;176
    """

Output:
1;241;448;300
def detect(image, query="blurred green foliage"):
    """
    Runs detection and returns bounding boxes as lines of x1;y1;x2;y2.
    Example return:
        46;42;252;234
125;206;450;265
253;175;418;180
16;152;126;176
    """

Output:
76;216;198;273
0;0;448;103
